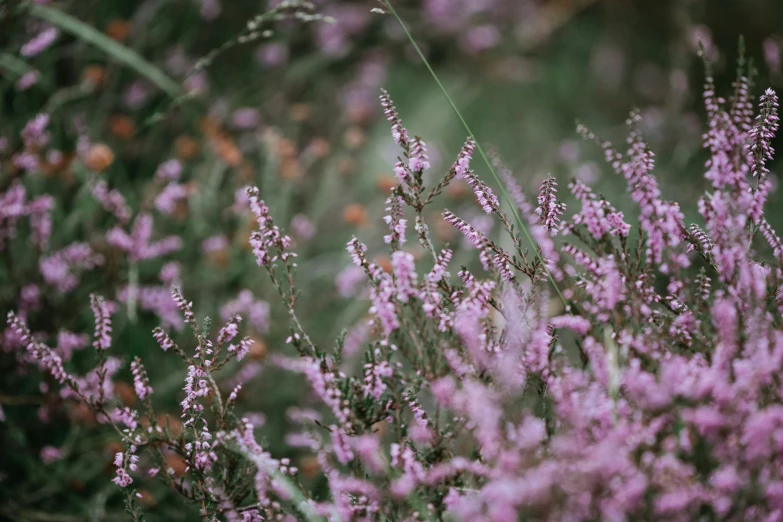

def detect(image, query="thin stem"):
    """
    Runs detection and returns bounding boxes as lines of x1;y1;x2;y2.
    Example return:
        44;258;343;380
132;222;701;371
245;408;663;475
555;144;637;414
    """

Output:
381;0;570;311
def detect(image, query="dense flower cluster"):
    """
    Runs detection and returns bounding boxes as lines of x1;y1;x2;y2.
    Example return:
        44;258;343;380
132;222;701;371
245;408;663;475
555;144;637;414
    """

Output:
4;16;783;516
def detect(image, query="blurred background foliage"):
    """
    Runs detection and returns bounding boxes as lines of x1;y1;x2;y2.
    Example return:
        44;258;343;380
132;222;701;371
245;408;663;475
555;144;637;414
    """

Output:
1;0;782;519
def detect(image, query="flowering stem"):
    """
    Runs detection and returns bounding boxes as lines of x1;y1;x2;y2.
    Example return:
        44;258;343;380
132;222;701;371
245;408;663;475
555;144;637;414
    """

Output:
381;0;570;310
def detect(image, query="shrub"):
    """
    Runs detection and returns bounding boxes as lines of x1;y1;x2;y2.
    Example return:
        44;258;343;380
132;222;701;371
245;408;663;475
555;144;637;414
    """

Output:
5;44;783;521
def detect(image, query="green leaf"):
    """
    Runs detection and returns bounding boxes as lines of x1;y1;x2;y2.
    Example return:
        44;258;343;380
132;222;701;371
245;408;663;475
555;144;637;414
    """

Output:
27;4;182;99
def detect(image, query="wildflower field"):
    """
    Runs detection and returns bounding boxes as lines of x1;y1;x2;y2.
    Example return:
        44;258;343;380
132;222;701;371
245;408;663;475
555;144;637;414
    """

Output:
3;1;783;520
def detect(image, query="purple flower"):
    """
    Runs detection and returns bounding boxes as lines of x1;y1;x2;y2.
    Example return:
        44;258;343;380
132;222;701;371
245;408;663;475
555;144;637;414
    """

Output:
22;114;50;149
90;295;112;351
380;89;408;148
201;234;228;253
463;170;499;214
39;243;104;293
391;251;418;302
155;183;188;216
40;445;63;465
131;357;153;400
255;43;289;68
56;330;89;361
155;159;183;182
231;108;260;129
220;290;269;334
536;175;565;235
17;70;40;91
290;214;316;240
346;237;368;267
92;181;131;223
246;187;294;267
409;137;430;172
21;27;58;57
383;196;407;247
106;213;182;262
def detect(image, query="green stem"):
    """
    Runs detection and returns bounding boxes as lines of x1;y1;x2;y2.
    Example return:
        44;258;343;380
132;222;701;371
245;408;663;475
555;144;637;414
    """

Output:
28;4;182;99
381;0;569;310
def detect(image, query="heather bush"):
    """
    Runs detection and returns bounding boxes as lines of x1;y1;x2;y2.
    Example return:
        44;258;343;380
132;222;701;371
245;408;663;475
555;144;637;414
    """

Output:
6;34;783;518
4;1;783;521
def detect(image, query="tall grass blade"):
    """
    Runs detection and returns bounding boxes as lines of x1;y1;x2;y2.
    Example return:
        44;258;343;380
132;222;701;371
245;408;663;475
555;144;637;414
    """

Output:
28;4;182;99
381;0;569;309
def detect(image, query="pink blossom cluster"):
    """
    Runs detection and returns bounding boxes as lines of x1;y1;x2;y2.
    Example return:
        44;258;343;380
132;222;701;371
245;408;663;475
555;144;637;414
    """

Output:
5;43;783;520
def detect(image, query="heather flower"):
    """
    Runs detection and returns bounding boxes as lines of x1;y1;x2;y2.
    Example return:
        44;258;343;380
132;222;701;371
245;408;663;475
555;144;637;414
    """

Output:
19;284;41;312
201;234;228;253
451;137;476;179
112;407;138;430
155;182;189;216
181;364;210;421
123;81;152;109
171;288;197;331
217;315;240;346
246;187;295;266
330;426;355;465
301;357;349;427
7;312;70;385
393;161;411;185
363;358;393;399
764;38;782;73
56;330;89;361
463;170;499;214
380;89;408;147
159;262;180;285
17;70;40;90
112;451;136;488
256;42;289;68
26;195;54;249
383;195;407;247
368;266;400;336
428;248;452;283
354;435;384;474
220;290;270;334
579;112;685;268
21;114;50;148
40;446;63;465
0;182;27;251
155;159;183;181
536;175;565;236
90;295;112;351
342;320;370;358
130;357;153;400
748;88;779;180
443;210;485;249
231;107;260;129
118;285;183;331
549;315;591;336
346;237;368;267
409;137;430;172
576;254;625;319
5;42;783;522
228;337;254;361
92;181;131;223
13;151;39;172
290;213;316;240
153;327;176;352
21;27;58;57
106;214;182;262
420;279;443;318
568;179;630;239
336;265;367;297
748;89;780;221
39;243;104;294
